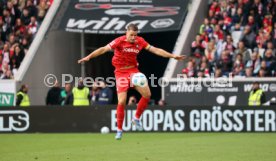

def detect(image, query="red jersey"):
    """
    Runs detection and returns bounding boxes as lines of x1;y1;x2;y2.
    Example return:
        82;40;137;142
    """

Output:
108;35;149;69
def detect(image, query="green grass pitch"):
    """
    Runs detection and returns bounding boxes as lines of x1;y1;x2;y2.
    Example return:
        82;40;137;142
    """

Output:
1;133;276;161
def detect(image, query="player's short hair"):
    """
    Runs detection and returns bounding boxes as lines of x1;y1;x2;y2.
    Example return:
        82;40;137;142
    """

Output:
127;23;138;31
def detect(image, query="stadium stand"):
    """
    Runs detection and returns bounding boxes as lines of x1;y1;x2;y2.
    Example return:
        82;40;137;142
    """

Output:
183;0;276;78
0;0;52;79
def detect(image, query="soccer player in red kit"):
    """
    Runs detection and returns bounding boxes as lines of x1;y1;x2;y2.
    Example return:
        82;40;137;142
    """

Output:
78;24;185;140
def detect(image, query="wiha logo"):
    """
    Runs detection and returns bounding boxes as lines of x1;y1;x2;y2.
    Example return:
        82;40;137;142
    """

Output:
123;48;139;53
170;84;202;93
66;17;148;30
0;110;29;132
244;83;276;92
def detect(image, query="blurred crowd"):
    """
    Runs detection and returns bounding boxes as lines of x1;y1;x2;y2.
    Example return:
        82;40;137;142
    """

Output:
0;0;53;79
183;0;276;78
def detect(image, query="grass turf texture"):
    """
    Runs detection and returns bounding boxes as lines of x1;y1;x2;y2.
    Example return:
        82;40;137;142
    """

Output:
1;133;276;161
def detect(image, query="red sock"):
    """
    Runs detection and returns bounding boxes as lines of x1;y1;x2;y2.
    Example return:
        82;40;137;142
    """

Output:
116;104;125;131
135;97;150;119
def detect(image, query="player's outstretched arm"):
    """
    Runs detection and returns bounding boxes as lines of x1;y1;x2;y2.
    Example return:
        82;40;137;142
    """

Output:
146;45;186;60
78;45;111;64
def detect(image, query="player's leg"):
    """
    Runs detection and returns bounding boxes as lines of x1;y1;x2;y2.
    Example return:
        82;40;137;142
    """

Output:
134;84;151;119
115;92;127;140
132;84;151;131
116;92;127;131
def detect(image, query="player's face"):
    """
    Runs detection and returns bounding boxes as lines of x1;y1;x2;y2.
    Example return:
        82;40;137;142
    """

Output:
126;30;138;43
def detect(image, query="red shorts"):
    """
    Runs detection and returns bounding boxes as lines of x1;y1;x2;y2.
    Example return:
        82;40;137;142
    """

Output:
115;68;140;93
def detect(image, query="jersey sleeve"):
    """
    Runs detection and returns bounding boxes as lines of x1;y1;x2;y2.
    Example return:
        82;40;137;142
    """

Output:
140;37;150;49
108;37;121;49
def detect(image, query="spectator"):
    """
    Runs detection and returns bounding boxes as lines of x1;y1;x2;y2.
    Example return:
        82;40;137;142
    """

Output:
209;1;220;18
6;1;21;20
213;24;224;42
246;15;259;33
256;31;267;49
260;60;271;76
90;82;101;105
204;41;217;63
197;61;210;77
232;53;245;76
182;60;196;78
27;16;38;37
1;68;14;79
263;49;275;69
269;0;276;17
230;23;244;33
0;16;7;42
21;8;31;25
272;22;276;46
16;84;30;106
232;7;245;25
210;17;218;27
221;11;233;33
0;54;3;73
199;18;214;36
3;8;14;34
222;35;235;54
1;61;10;77
258;68;267;77
245;66;253;77
191;34;206;57
250;0;264;18
61;83;72;105
26;0;38;17
21;37;30;53
214;68;223;78
10;45;24;70
149;98;156;105
17;0;27;11
266;41;276;56
215;50;233;76
46;81;63;105
158;99;166;106
94;81;113;105
270;60;276;76
240;25;257;48
8;34;18;47
191;49;203;63
1;43;11;64
248;81;266;106
234;40;251;63
246;51;261;76
263;19;272;34
72;79;90;106
196;69;205;78
14;18;26;38
37;0;49;23
128;95;137;106
219;0;229;13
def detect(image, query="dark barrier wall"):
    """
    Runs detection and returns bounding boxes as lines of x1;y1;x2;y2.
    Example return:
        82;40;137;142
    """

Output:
163;79;276;106
0;106;275;133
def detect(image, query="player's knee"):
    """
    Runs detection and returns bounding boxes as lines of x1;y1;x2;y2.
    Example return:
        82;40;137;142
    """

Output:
118;99;127;106
143;91;151;99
